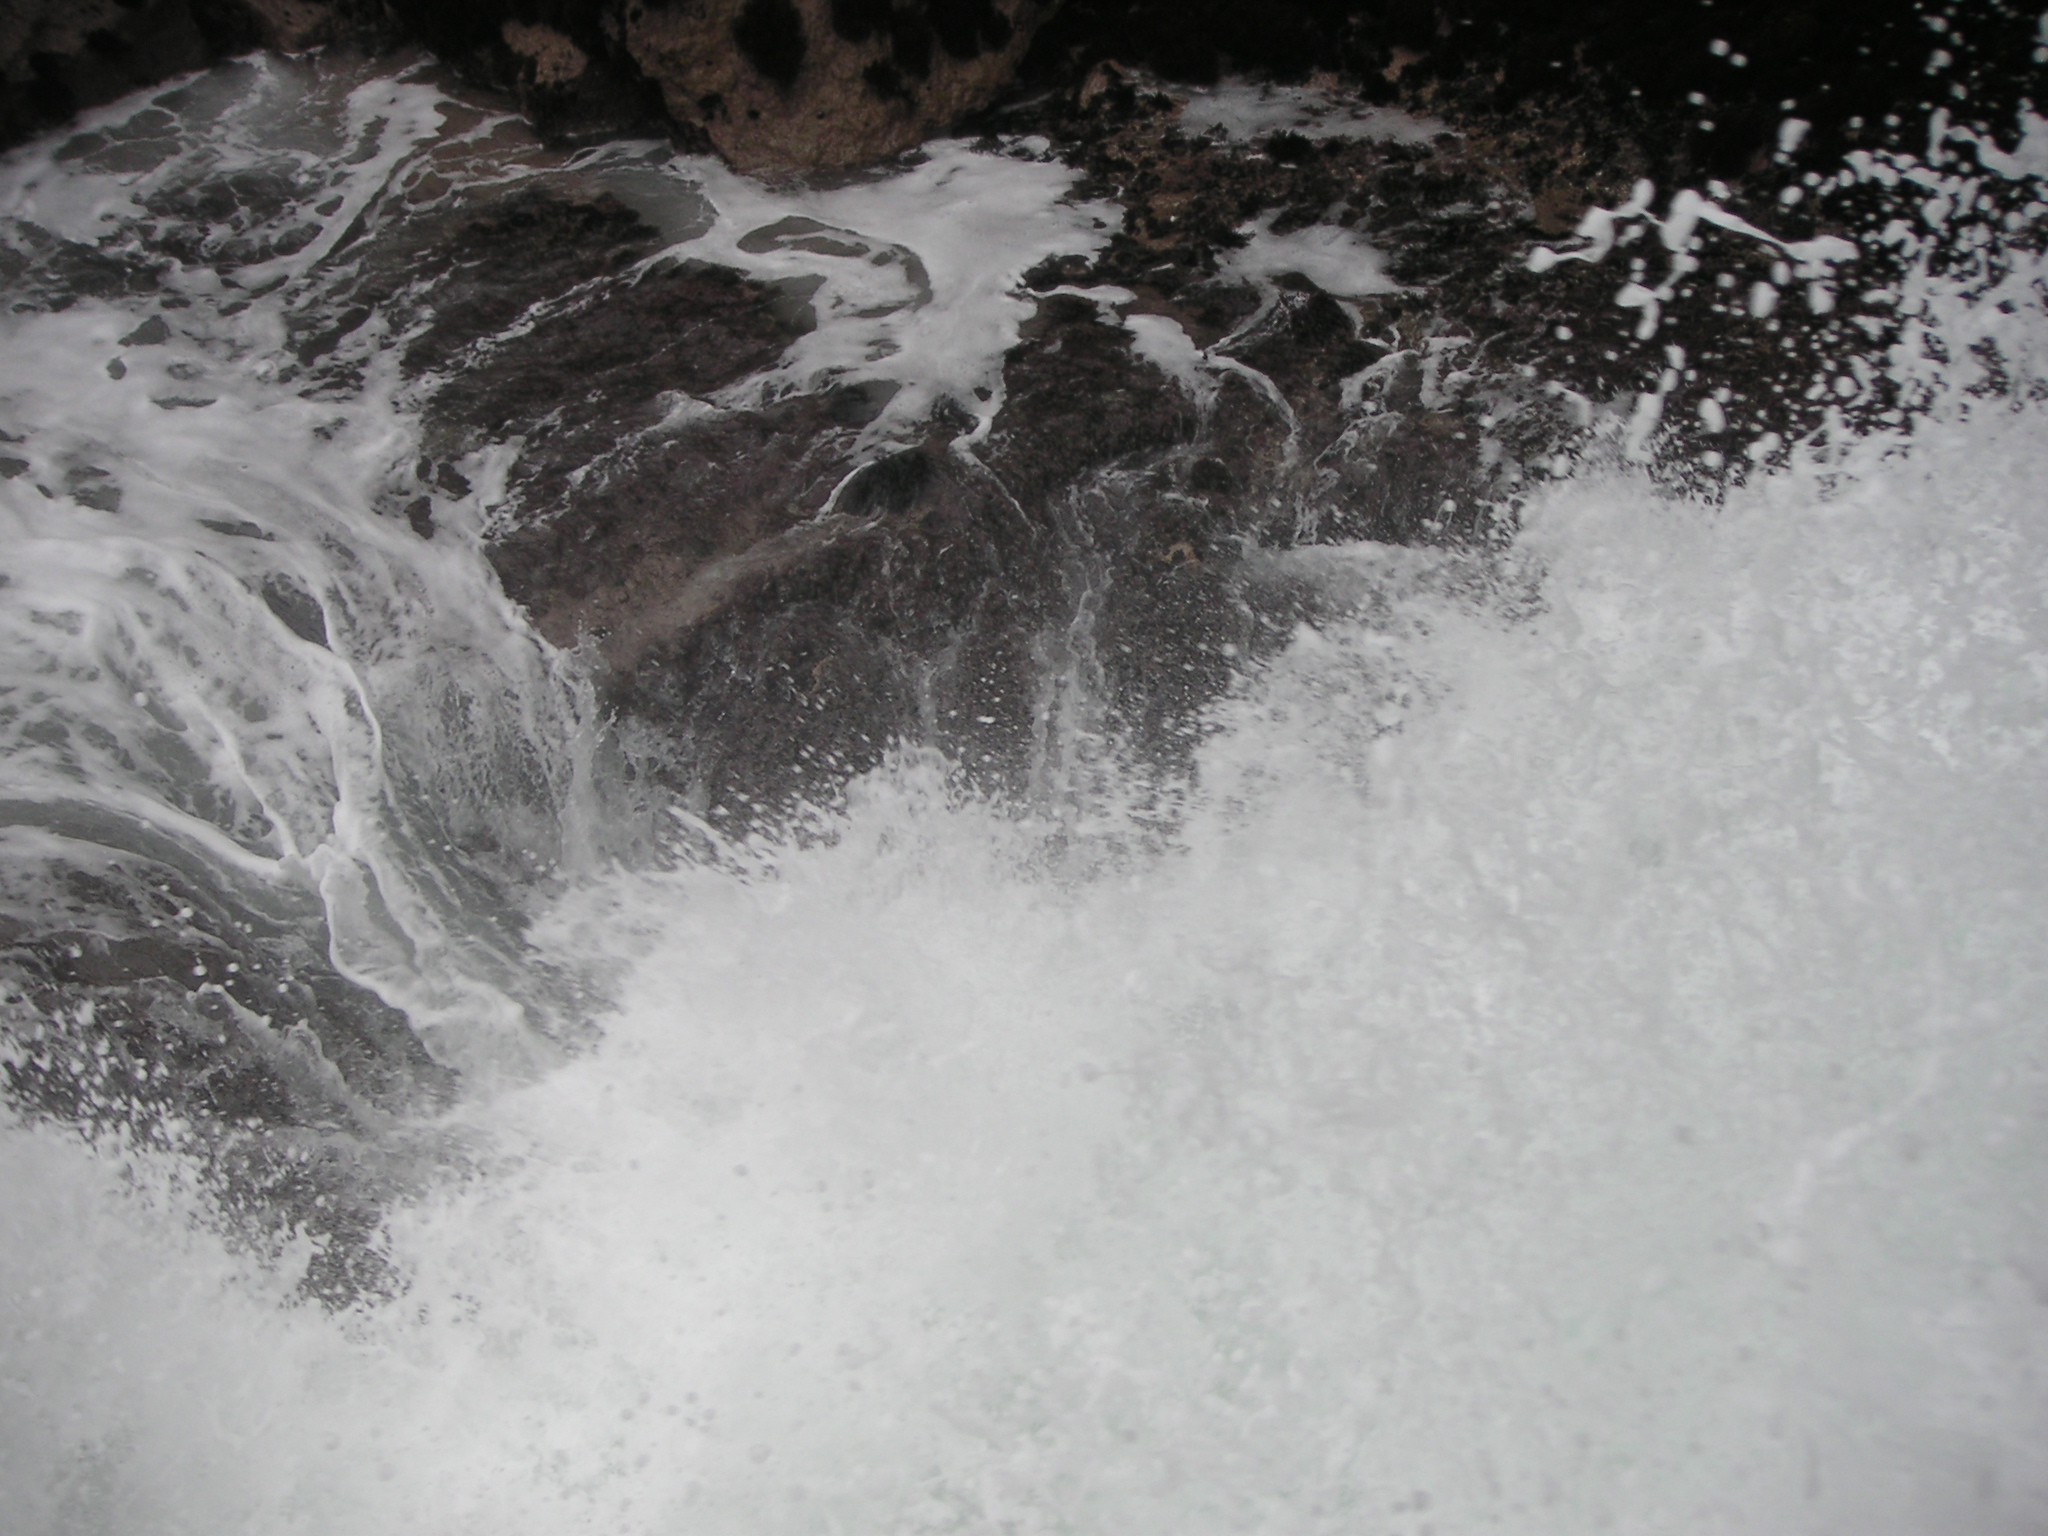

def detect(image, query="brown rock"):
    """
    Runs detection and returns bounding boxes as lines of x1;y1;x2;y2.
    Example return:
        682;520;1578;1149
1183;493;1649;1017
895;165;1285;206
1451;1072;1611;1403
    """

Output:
623;0;1056;174
502;19;591;87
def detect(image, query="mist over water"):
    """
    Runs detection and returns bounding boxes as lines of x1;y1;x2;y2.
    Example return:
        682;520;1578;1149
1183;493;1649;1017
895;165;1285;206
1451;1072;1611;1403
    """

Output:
3;50;2046;1536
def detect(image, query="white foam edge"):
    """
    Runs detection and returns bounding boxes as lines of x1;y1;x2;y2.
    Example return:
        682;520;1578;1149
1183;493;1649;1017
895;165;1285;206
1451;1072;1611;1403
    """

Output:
637;141;1121;454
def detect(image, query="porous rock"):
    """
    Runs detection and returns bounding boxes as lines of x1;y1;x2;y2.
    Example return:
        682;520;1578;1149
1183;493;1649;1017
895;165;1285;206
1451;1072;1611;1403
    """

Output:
623;0;1055;173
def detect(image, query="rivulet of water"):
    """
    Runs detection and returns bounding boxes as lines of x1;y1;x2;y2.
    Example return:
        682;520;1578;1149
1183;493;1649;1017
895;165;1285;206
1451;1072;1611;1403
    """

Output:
2;50;2045;1536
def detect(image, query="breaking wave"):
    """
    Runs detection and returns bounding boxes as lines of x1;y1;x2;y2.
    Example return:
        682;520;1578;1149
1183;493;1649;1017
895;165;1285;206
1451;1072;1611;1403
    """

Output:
2;51;2045;1536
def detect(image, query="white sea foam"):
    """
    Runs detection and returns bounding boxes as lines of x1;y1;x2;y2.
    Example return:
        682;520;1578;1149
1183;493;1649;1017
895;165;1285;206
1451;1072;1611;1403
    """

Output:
1177;81;1446;147
1215;210;1400;299
6;388;2045;1533
647;143;1120;449
0;53;473;278
0;58;603;1067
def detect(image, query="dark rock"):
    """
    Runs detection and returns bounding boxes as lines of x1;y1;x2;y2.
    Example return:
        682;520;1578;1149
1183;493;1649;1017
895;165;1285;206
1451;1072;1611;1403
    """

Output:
839;447;932;518
605;445;1060;808
119;314;171;346
0;0;371;151
7;0;2033;198
346;107;1542;819
2;0;211;149
487;389;855;667
198;517;273;539
259;573;328;647
419;253;797;461
982;292;1203;504
1023;2;2039;200
64;465;122;512
503;35;1930;815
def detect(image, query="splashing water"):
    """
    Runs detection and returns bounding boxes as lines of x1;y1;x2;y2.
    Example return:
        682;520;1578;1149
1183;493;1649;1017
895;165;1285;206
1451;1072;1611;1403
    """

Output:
0;56;613;1069
2;56;2046;1536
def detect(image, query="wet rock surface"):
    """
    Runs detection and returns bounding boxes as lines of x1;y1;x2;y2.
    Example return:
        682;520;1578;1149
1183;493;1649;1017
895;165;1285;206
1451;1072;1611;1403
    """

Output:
10;0;2038;181
0;0;362;149
401;92;1593;820
388;14;2040;835
241;31;1987;824
3;0;227;148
